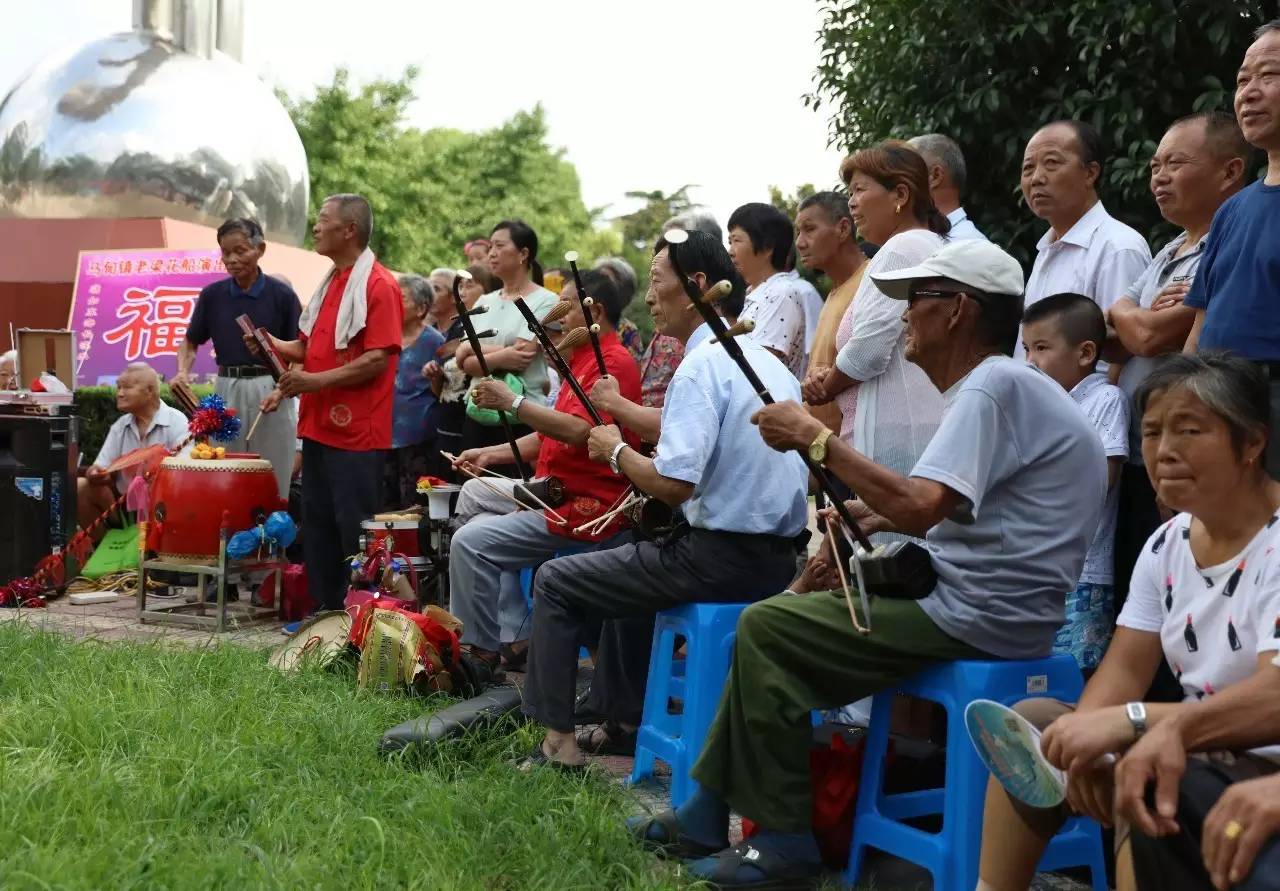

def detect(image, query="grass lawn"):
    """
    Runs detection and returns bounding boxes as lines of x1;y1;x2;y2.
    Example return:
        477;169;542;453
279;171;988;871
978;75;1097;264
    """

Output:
0;623;694;890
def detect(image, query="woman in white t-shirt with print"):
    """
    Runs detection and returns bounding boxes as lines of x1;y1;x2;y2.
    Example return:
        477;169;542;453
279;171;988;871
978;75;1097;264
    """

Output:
977;354;1280;891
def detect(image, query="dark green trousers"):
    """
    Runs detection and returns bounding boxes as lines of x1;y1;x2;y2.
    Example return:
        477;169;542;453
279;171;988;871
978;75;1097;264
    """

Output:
691;590;988;832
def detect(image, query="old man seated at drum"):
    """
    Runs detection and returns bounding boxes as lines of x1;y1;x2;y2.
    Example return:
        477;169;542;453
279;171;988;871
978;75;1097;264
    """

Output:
447;268;641;688
77;363;189;540
626;240;1107;890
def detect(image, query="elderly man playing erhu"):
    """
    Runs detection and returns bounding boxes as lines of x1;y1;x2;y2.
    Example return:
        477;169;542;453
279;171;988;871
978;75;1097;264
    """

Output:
77;363;189;539
627;240;1107;890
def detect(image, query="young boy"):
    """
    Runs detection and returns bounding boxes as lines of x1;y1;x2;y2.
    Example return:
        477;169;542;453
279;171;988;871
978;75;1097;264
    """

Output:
1022;292;1129;671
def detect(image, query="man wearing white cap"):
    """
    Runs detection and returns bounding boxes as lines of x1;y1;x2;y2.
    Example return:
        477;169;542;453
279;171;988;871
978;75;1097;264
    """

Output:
626;240;1108;890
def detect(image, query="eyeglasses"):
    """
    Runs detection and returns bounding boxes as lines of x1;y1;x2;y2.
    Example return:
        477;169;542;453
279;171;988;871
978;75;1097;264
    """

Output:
908;286;990;304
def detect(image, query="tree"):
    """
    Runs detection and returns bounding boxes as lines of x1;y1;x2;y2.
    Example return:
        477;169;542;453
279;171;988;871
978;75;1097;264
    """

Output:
808;0;1274;263
281;69;595;274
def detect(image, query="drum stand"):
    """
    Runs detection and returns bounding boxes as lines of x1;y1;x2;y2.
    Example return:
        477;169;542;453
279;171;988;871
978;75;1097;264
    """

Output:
416;516;453;607
136;524;285;633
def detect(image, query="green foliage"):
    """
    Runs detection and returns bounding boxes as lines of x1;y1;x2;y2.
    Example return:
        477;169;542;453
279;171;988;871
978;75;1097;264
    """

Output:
607;186;707;342
0;625;690;890
75;384;213;461
281;69;596;276
809;0;1272;263
768;183;818;222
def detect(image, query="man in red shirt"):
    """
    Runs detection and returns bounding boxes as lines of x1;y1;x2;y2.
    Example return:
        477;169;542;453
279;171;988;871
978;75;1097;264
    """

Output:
449;269;641;687
258;194;403;619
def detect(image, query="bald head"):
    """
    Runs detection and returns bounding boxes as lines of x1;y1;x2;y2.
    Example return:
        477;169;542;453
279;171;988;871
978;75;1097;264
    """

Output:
116;363;161;416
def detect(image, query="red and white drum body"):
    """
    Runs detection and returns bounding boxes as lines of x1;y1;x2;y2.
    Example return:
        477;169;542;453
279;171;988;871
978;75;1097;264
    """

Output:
148;456;282;561
361;519;423;562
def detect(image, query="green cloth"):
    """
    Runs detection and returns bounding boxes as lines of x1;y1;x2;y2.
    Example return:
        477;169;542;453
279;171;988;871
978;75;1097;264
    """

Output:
80;525;139;578
691;590;988;832
464;372;525;427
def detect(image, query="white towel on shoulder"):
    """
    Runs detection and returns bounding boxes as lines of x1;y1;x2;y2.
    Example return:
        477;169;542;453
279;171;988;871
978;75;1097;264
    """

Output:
298;247;376;349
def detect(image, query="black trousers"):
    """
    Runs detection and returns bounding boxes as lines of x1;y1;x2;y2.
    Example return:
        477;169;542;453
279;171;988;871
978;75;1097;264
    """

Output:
522;525;800;732
1131;759;1280;891
301;439;382;611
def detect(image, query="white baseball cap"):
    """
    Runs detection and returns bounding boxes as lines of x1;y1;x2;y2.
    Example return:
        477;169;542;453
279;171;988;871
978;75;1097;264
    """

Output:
871;239;1025;302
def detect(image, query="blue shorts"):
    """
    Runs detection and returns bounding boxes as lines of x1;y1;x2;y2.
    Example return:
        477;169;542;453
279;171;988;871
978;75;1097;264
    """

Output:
1053;582;1114;671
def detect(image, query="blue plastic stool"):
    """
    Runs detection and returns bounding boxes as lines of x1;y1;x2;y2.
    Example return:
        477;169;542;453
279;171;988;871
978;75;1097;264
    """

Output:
629;602;750;807
845;655;1108;891
519;548;588;659
518;547;587;611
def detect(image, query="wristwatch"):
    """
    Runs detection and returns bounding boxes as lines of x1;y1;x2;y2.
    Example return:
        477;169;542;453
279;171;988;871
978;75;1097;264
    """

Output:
1125;702;1148;739
808;427;835;464
608;441;629;475
508;394;526;415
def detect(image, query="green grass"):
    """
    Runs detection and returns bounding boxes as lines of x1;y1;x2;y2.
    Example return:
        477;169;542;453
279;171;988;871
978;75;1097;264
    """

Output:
0;624;693;891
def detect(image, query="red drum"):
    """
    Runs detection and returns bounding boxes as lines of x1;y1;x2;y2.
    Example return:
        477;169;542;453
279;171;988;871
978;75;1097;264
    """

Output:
361;518;423;561
148;456;282;561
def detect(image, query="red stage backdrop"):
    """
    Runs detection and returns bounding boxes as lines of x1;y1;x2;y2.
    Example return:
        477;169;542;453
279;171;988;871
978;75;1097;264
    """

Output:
68;248;227;385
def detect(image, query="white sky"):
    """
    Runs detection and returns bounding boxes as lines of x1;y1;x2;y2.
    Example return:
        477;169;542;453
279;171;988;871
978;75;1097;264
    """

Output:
1;0;846;233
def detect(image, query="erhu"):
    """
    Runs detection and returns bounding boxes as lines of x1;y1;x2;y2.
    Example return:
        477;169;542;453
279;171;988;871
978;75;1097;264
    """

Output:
513;293;675;539
664;229;937;632
453;270;566;511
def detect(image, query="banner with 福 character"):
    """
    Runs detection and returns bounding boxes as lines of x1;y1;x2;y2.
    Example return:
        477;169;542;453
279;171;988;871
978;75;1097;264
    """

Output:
68;248;227;385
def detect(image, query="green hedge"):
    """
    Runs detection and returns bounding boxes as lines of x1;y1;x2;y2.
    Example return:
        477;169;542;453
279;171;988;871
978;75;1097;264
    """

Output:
74;384;213;463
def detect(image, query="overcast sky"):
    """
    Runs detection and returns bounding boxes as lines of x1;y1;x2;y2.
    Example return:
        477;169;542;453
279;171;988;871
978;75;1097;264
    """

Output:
0;0;847;234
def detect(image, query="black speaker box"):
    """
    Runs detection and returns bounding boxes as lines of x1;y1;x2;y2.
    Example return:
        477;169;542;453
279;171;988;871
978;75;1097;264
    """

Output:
0;408;79;585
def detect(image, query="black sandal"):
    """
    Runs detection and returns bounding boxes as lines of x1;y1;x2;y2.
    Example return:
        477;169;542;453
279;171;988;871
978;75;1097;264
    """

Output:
575;720;638;756
688;841;822;890
626;809;723;860
515;741;588;775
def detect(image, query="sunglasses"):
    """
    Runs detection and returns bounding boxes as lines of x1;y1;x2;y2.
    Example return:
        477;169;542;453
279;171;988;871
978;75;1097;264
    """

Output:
908;285;989;304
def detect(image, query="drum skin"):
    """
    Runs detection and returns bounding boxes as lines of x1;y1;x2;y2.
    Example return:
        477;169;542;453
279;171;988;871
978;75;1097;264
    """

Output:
148;456;282;561
362;519;423;560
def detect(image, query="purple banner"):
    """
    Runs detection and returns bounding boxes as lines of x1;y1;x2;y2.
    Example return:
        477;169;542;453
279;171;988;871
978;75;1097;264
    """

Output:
68;249;228;385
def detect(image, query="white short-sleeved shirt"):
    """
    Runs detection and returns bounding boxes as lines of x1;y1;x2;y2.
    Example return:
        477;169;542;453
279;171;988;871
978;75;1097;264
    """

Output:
1119;511;1280;760
93;402;191;486
739;271;825;379
1015;201;1152;361
1070;372;1129;585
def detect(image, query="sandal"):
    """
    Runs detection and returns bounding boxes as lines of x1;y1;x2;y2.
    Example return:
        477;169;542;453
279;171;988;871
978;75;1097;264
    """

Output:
500;642;528;672
575;720;638;756
687;840;822;890
626;809;723;860
515;741;588;775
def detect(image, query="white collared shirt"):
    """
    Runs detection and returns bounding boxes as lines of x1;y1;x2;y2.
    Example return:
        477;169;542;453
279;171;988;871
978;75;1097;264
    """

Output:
1015;200;1151;360
946;207;987;241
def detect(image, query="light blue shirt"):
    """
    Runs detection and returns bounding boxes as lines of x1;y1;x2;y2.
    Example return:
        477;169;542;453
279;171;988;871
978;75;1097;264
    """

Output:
653;323;809;537
946;207;987;241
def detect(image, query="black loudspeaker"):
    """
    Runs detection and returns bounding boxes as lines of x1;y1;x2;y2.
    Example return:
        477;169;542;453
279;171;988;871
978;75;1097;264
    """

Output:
0;407;79;586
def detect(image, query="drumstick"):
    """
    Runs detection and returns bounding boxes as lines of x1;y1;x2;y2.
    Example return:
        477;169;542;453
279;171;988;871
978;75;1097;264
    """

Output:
245;410;265;443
